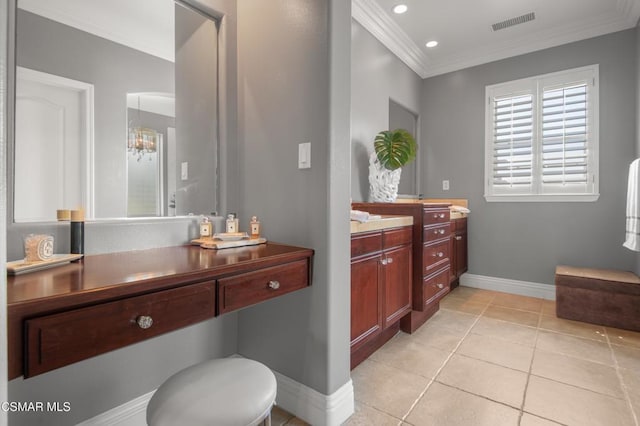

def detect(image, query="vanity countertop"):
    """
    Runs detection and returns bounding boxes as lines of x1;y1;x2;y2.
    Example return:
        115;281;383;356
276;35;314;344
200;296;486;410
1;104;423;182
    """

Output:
395;198;469;219
350;215;413;234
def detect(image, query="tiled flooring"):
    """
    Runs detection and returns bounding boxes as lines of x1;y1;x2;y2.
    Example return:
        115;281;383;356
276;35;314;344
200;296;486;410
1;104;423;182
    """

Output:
346;286;640;426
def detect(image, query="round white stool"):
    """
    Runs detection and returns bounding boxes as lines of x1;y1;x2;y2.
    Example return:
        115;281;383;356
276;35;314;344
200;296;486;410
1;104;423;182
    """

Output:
147;358;277;426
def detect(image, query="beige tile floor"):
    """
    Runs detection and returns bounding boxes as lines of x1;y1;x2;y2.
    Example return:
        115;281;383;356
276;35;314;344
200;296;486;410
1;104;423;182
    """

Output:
345;286;640;426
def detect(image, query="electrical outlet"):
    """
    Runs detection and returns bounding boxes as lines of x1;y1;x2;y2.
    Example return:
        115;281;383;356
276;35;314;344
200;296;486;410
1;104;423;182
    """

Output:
443;180;450;191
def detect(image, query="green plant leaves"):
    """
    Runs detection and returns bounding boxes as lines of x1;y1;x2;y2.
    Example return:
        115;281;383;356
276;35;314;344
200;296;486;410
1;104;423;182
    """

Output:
374;129;417;171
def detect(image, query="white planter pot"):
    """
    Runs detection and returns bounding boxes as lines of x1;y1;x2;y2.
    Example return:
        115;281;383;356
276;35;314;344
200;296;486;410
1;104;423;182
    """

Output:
368;152;402;202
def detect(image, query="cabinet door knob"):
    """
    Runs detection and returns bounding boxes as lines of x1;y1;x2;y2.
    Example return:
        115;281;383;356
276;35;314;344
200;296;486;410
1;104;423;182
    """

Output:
380;258;388;266
455;236;463;241
136;315;153;330
387;257;393;264
268;280;281;290
437;283;444;289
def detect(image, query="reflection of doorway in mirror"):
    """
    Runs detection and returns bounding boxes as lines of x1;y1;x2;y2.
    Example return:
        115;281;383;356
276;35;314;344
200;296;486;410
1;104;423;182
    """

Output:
14;67;94;222
127;135;164;217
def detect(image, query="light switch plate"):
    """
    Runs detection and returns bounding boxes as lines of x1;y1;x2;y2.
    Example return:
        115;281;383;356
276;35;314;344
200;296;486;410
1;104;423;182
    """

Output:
443;180;450;191
181;162;188;180
298;142;311;169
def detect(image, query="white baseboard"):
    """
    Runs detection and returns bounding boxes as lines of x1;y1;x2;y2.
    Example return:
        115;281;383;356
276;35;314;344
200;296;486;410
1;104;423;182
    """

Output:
273;370;354;426
77;361;354;426
76;391;154;426
460;273;556;300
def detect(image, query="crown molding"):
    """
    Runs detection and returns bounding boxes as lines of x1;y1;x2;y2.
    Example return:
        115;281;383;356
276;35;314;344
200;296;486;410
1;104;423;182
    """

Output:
351;0;430;78
352;0;640;79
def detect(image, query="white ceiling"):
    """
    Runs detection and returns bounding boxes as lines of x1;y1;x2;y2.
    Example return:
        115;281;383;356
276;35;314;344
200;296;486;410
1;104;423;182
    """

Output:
353;0;640;78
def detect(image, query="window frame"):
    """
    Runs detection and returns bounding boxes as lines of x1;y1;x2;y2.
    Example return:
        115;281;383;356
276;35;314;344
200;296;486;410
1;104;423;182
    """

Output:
484;65;599;202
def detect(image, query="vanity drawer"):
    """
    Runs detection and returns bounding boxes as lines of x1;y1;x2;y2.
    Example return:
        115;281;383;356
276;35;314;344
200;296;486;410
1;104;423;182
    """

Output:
423;240;450;273
24;281;216;377
423;268;450;306
383;226;412;249
423;223;450;242
423;208;450;226
351;232;382;258
218;259;309;314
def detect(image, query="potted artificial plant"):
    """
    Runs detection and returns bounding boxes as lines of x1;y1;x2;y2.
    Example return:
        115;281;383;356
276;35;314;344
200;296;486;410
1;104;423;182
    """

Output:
368;128;417;202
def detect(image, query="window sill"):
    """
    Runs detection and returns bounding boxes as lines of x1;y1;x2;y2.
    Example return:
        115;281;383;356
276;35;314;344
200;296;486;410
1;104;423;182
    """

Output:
484;194;600;203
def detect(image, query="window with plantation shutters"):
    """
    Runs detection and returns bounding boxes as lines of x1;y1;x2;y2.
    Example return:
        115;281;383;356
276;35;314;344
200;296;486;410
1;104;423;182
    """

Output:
485;65;599;202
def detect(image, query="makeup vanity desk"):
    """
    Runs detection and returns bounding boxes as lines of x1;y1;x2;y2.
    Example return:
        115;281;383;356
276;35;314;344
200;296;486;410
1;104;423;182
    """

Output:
7;243;313;379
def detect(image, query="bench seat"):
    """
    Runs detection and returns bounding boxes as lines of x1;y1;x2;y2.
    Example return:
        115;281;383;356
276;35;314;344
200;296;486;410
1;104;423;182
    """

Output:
555;265;640;332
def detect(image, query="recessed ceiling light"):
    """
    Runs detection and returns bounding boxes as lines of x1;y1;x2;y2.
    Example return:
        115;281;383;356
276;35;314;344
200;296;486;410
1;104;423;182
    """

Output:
426;40;439;48
392;4;408;14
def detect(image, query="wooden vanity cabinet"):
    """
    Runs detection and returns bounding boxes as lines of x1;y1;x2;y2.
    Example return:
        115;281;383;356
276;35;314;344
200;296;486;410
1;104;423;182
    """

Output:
352;203;452;334
8;243;313;379
450;217;468;288
351;226;412;369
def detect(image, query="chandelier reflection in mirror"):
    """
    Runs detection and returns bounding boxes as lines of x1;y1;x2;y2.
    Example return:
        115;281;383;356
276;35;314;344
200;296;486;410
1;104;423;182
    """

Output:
128;95;162;161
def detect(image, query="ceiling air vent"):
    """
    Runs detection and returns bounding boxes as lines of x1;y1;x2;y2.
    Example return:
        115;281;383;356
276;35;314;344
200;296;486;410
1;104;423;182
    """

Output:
492;12;535;31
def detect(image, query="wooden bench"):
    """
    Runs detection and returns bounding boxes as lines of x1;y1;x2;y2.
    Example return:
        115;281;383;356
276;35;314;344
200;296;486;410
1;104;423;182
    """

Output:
555;265;640;332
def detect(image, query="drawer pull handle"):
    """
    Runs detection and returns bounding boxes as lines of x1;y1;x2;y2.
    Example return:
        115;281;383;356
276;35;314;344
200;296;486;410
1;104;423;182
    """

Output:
455;236;463;241
434;229;445;235
439;213;445;219
380;259;388;266
268;280;281;290
437;283;444;289
387;257;393;264
136;315;153;330
433;252;444;258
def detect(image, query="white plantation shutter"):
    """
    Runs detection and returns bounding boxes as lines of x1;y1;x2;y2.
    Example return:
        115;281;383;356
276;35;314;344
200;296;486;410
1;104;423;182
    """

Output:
485;65;599;202
540;83;590;192
492;94;533;190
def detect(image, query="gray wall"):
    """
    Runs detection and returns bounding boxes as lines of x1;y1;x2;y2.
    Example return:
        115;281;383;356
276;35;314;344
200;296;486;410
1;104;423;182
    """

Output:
235;0;352;400
16;9;174;219
6;0;240;424
0;0;9;422
351;20;422;201
421;29;638;285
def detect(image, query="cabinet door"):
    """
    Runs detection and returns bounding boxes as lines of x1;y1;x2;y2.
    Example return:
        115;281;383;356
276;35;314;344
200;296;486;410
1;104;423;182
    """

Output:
382;244;412;328
456;230;468;277
351;255;382;349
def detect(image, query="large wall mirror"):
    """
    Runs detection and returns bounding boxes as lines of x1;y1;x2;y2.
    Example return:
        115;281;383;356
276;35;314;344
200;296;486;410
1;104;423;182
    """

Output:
13;0;219;222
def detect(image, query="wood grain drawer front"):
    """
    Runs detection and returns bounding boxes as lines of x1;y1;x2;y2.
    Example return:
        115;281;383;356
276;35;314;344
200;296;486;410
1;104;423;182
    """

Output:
351;232;382;258
24;281;216;377
423;223;450;242
383;226;412;249
423;240;450;273
423;268;450;306
423;208;450;226
218;259;309;314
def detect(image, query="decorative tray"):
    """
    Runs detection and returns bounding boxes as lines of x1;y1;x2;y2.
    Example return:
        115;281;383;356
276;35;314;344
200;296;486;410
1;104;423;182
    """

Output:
7;253;83;275
213;232;249;241
200;238;267;250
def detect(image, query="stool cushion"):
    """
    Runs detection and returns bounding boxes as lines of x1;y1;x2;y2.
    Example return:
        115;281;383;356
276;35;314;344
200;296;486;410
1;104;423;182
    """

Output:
147;358;277;426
